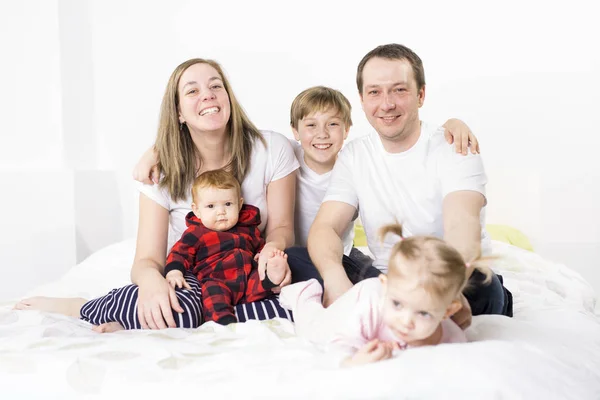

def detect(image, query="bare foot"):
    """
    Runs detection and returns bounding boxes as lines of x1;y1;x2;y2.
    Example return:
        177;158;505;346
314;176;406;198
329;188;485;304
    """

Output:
93;321;125;333
13;297;87;318
265;250;288;286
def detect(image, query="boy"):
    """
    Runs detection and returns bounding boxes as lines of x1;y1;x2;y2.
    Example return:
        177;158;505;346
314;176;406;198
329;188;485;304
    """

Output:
289;86;354;254
285;86;379;285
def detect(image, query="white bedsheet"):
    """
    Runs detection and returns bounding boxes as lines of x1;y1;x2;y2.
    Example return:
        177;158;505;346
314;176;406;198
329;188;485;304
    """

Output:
1;240;599;399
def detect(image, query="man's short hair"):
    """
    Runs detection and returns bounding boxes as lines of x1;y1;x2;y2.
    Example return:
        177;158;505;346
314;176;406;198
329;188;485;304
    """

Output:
356;44;426;94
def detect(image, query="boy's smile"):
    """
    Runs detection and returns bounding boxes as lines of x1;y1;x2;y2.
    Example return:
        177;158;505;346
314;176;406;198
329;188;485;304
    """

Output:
293;109;349;175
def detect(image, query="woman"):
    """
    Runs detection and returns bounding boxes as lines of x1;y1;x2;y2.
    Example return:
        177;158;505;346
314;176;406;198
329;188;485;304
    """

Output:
15;58;298;330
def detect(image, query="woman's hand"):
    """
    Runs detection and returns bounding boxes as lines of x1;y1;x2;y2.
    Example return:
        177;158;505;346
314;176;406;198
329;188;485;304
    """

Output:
136;270;184;329
132;146;159;185
442;118;480;155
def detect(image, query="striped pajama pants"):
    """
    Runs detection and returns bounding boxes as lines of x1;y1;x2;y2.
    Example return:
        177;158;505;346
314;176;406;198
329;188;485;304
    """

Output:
80;272;293;329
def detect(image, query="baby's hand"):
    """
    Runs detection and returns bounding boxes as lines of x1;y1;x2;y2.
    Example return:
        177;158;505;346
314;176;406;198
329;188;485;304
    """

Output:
342;339;397;367
379;341;401;353
165;270;191;290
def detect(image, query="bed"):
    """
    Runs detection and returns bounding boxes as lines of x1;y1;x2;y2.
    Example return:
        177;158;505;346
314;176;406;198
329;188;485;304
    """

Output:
1;239;599;399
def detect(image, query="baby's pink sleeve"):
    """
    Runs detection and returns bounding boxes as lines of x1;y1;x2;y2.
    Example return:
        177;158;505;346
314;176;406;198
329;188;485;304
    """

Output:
330;279;384;354
440;319;467;344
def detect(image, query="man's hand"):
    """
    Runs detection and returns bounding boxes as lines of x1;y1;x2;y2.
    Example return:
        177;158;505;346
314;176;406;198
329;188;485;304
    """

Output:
450;293;472;330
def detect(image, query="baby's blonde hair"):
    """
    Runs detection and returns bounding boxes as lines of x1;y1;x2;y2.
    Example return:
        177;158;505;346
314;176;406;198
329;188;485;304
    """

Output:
191;169;241;202
380;223;492;301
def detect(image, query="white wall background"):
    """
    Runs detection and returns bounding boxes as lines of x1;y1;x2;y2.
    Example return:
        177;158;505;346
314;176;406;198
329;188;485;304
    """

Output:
1;0;599;300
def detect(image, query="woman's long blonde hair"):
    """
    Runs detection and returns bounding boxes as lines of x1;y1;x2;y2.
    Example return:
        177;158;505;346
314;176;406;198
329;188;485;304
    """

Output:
380;223;493;300
155;58;266;201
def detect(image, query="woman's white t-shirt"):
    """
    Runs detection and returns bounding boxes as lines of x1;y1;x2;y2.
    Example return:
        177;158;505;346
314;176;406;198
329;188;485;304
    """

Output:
139;130;300;252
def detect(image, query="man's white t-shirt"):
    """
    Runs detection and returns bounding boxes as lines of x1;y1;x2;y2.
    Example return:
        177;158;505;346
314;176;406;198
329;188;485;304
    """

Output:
323;122;491;272
139;130;300;253
291;141;354;255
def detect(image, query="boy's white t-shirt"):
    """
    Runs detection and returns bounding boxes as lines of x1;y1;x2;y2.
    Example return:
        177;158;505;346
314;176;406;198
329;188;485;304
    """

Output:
323;122;491;272
139;130;300;253
291;141;354;255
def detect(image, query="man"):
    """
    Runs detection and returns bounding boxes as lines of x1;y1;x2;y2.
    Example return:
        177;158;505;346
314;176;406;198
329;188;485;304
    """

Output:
307;44;512;328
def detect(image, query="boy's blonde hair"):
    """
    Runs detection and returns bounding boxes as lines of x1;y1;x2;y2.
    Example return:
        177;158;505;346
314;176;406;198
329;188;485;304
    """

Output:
290;86;352;130
191;169;241;202
380;223;492;301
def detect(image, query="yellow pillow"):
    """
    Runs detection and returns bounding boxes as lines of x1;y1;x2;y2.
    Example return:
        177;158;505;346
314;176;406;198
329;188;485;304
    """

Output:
486;224;534;251
354;222;534;252
353;221;368;247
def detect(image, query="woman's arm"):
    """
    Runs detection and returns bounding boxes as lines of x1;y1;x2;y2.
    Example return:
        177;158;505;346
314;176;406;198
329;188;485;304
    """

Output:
263;170;296;251
131;194;169;280
131;193;184;329
257;171;297;285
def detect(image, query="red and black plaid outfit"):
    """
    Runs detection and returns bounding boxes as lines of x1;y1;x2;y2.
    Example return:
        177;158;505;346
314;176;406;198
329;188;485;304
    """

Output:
164;204;277;325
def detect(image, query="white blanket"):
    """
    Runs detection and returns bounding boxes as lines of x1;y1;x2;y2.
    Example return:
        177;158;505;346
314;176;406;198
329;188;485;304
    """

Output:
1;240;599;399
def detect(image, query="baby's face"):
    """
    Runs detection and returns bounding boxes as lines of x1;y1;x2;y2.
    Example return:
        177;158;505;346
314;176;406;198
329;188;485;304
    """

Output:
292;109;349;174
380;275;453;344
191;187;241;231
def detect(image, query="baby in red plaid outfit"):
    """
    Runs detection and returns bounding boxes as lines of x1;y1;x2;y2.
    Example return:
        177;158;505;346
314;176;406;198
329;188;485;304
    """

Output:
164;169;288;325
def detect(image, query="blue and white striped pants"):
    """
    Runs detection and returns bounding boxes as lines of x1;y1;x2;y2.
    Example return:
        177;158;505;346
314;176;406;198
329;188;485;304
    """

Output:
80;272;293;329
